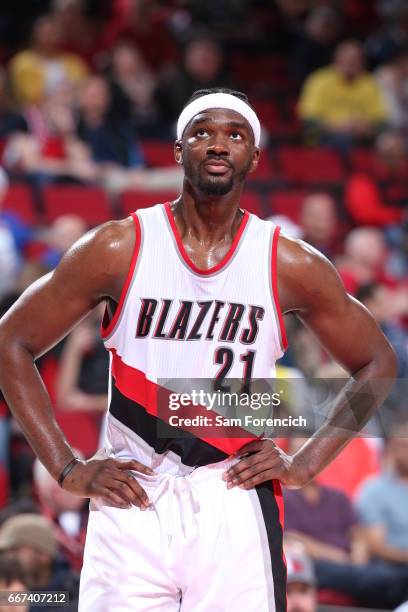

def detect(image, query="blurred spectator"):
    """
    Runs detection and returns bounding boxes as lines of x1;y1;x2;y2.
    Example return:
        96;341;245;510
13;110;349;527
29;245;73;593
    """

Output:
284;439;367;566
102;0;179;73
291;6;342;83
366;2;408;67
0;169;20;299
284;435;408;608
345;130;407;227
336;227;392;294
0;554;28;612
8;14;88;106
33;457;87;573
376;47;408;132
356;283;408;378
289;322;347;380
39;214;87;270
107;41;160;136
0;514;79;609
299;192;341;259
56;307;108;412
285;543;317;612
357;421;408;565
156;37;234;126
187;0;259;47
0;69;28;139
298;40;388;148
51;0;105;67
4;88;96;185
275;0;313;21
76;74;143;168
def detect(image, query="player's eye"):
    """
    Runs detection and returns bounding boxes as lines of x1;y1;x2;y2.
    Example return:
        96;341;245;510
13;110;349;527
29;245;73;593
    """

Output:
196;129;209;137
230;132;243;141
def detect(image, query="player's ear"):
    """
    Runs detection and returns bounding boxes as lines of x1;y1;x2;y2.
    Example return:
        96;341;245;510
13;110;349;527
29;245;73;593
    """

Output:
248;147;260;174
174;140;183;165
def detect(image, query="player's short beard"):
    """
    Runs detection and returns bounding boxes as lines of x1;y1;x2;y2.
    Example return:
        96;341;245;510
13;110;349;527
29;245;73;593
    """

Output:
194;158;252;196
197;174;234;196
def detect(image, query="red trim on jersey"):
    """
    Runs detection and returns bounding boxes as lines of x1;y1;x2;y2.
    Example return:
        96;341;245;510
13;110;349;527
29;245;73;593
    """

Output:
101;213;141;339
271;226;288;351
164;202;249;276
109;348;256;457
273;478;285;532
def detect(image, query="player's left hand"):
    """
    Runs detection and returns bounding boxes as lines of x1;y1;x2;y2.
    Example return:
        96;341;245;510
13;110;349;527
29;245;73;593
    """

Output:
222;439;305;489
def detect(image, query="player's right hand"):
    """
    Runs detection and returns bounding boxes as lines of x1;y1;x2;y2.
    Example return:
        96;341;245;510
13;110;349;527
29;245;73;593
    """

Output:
61;457;154;509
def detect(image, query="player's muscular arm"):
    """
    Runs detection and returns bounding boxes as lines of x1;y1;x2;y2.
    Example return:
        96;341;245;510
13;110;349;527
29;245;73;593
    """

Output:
224;235;397;490
0;219;153;509
278;235;396;486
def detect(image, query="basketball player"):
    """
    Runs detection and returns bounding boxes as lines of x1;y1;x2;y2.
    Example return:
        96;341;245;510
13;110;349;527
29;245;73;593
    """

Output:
0;89;396;611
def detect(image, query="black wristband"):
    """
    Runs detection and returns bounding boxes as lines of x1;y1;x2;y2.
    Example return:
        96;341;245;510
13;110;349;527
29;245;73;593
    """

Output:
58;457;80;487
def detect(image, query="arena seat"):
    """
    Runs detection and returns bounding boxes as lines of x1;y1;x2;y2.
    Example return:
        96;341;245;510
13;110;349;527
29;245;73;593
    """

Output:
252;99;282;133
120;190;179;215
318;589;358;607
251;151;276;181
0;138;6;159
317;437;380;497
240;191;264;217
42;185;112;226
349;148;376;173
0;462;9;509
3;182;37;225
278;147;345;184
55;410;103;458
350;147;408;179
253;99;301;140
268;190;307;222
141;140;175;167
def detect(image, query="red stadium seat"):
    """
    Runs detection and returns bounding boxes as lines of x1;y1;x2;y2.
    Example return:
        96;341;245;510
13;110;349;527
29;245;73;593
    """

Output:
55;409;103;458
0;462;9;509
3;183;37;225
252;100;282;133
240;191;264;217
350;148;376;173
252;100;301;139
141;140;175;167
278;147;345;184
268;190;307;222
42;185;112;226
251;151;276;181
120;190;179;216
318;437;380;497
350;147;408;179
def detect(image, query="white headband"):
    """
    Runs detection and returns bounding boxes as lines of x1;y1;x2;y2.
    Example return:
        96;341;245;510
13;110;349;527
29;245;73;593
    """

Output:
177;93;260;146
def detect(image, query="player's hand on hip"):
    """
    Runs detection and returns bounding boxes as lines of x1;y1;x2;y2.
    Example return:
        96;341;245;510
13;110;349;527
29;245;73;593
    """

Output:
61;457;155;509
222;439;305;490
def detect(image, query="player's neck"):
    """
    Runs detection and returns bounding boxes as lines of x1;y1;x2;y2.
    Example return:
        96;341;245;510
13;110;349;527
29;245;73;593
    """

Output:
174;184;245;245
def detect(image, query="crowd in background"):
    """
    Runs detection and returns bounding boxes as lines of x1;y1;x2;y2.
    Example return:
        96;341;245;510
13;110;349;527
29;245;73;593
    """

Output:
0;0;408;610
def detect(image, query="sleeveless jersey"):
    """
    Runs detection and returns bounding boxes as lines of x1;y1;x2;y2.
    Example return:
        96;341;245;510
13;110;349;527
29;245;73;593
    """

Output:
101;202;287;466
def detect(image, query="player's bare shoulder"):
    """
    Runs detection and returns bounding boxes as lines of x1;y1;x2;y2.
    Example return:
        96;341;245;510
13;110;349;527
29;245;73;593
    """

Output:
276;231;347;315
55;215;136;303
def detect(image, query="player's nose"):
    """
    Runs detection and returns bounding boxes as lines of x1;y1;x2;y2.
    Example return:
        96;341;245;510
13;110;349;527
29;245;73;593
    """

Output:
206;140;230;157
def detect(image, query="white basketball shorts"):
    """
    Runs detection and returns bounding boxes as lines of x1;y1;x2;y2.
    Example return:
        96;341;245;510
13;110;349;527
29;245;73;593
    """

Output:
79;448;286;611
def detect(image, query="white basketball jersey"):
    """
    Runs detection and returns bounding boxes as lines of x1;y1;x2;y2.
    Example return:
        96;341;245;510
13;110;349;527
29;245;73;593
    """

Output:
102;202;286;376
101;202;287;464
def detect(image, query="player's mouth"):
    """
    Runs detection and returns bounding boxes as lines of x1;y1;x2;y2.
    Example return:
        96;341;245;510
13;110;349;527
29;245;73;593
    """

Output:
203;160;232;175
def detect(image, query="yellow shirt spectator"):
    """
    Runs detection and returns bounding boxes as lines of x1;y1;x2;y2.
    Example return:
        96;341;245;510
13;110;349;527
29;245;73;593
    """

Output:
8;14;88;107
9;51;88;107
298;66;387;127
